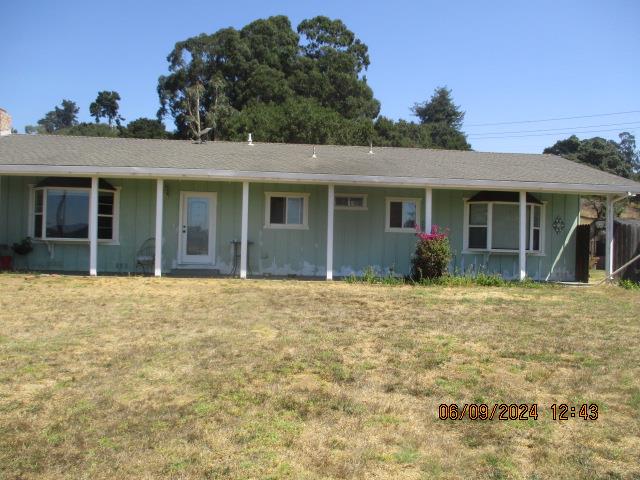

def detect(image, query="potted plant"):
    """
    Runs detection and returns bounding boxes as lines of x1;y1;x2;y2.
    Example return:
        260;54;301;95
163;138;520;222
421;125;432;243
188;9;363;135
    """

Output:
12;237;33;256
0;244;12;270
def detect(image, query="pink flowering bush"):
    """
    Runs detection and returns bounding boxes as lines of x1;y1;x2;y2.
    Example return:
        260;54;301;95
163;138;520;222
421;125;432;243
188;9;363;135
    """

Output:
410;225;452;280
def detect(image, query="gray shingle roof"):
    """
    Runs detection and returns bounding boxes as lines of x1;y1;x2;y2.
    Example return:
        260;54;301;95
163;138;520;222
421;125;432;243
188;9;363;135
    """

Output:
1;134;639;193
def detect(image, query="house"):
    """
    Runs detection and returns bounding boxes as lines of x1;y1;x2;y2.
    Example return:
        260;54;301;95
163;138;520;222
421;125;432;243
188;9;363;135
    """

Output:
1;125;639;281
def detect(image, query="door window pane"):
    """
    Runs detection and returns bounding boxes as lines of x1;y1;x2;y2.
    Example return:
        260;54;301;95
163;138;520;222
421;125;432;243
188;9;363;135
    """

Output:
286;197;303;225
186;197;209;255
270;197;286;224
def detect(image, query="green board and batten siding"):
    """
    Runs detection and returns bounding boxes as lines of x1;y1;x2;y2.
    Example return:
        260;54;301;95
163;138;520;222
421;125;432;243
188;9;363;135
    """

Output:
0;176;579;280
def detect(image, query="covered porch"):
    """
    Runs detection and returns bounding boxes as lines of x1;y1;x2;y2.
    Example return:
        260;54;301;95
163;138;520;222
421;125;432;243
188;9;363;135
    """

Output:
0;173;599;281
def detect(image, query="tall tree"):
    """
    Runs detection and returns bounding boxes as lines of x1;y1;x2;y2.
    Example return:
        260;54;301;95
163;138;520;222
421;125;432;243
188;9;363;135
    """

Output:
412;87;464;127
411;87;470;149
90;91;124;126
157;15;379;142
27;99;79;133
618;132;640;175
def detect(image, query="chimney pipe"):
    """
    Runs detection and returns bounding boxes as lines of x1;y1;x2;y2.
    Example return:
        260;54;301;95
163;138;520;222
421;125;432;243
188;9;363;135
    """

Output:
0;109;11;136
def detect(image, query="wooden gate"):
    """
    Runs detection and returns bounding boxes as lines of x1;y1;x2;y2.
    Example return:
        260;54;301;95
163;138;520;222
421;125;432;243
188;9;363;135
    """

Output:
614;220;640;282
575;224;590;283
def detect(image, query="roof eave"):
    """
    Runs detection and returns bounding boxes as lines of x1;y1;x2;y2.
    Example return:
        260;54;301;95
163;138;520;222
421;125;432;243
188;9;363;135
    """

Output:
0;164;638;195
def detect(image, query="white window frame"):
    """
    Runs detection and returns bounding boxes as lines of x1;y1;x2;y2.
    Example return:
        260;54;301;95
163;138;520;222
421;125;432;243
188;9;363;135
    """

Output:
264;192;310;230
28;185;120;244
385;197;421;233
463;200;545;255
335;193;368;211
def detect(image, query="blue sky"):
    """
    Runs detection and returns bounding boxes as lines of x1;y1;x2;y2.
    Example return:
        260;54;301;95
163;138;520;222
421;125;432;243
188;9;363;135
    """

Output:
2;0;639;153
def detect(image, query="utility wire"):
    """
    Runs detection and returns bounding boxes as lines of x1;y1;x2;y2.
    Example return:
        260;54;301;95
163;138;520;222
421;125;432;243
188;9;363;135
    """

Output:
464;110;640;127
468;127;638;140
467;120;640;137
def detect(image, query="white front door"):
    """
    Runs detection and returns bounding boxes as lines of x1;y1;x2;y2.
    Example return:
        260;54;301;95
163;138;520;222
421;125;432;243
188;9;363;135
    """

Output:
178;192;217;265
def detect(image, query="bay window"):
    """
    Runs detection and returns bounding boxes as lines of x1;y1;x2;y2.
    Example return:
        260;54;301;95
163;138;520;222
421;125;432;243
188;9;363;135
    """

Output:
464;195;544;253
30;178;119;242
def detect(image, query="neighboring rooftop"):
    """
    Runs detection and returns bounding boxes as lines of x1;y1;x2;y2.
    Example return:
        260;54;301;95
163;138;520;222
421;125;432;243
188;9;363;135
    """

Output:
1;134;639;193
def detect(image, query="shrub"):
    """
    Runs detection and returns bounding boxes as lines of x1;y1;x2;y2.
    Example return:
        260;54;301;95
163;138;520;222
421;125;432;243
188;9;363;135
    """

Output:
410;225;452;281
619;279;640;290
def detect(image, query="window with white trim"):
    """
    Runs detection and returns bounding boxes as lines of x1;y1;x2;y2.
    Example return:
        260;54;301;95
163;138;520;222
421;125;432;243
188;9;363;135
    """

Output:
265;192;309;229
30;186;119;242
464;200;544;253
335;194;367;210
385;198;420;232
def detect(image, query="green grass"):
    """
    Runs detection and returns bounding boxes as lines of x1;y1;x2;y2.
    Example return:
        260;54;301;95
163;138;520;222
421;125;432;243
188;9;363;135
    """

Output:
0;273;638;479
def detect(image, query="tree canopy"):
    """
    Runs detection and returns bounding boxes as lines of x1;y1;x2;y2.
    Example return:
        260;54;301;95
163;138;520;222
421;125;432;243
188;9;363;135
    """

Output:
121;117;168;139
90;91;124;126
544;132;639;179
55;122;119;137
25;99;79;134
409;87;470;150
24;16;473;150
157;15;380;141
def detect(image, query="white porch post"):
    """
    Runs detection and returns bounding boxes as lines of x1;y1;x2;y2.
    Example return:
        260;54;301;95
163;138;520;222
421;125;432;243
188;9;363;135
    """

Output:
240;181;249;279
89;176;98;276
605;194;614;277
424;187;433;233
326;184;335;280
519;191;527;281
154;179;164;277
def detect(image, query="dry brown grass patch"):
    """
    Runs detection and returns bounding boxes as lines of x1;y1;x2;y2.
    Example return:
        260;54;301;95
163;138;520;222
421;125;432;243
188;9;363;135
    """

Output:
0;274;639;479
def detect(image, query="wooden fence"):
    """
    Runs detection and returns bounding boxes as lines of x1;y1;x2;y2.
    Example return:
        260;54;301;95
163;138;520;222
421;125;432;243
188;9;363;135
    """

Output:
614;220;640;282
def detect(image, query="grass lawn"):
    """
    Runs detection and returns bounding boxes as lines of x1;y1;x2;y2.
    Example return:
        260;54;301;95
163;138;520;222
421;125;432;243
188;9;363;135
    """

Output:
0;274;639;479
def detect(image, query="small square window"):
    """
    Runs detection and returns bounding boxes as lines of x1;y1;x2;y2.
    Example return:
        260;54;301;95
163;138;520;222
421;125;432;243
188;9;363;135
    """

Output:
386;198;420;232
266;193;308;229
335;194;367;210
